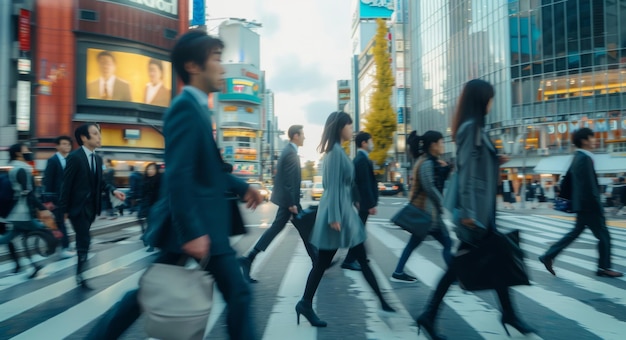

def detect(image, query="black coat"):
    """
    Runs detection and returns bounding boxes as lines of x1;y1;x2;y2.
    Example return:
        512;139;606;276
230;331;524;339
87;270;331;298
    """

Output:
353;150;378;212
270;144;301;208
43;154;64;202
570;151;602;214
59;148;116;221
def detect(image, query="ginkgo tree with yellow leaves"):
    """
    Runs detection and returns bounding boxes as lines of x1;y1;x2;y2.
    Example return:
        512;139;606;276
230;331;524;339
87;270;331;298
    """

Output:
364;18;396;172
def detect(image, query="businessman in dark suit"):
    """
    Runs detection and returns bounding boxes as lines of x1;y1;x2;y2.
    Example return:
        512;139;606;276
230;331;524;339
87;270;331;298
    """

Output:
58;124;126;289
86;51;132;101
540;128;622;278
239;125;317;283
43;135;74;259
342;132;378;271
85;30;262;340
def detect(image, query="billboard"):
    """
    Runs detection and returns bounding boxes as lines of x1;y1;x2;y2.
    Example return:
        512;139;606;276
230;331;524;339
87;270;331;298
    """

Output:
360;0;394;19
219;78;261;104
101;0;178;18
81;46;173;108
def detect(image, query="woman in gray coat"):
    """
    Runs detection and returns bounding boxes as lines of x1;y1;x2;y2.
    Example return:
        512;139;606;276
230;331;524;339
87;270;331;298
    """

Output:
296;111;395;327
416;80;535;339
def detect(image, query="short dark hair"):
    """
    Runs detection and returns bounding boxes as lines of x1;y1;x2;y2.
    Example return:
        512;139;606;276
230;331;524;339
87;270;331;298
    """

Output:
129;165;135;172
355;132;372;149
148;58;163;72
74;123;99;146
55;135;72;145
171;30;224;84
288;125;303;140
572;128;594;148
97;51;116;63
9;143;25;161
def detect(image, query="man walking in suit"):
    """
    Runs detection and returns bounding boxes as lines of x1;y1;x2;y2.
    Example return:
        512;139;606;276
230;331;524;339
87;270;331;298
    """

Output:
342;132;378;271
85;30;262;340
87;51;132;101
539;128;622;278
43;135;74;259
239;125;318;283
59;124;126;289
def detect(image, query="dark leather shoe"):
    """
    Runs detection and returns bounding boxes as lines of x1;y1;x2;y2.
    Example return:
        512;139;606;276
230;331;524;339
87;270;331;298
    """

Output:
538;255;556;276
596;269;623;278
238;257;258;283
341;261;361;271
76;275;94;290
28;264;42;279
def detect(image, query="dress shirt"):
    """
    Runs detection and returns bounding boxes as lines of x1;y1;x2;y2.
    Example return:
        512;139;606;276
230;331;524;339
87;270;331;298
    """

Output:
81;145;96;174
100;76;117;99
145;82;163;104
56;152;67;170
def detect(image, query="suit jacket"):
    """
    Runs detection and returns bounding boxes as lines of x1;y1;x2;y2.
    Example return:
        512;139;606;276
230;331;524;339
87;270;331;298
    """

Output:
353;150;378;212
570;150;602;214
87;78;132;101
145;85;171;107
43;154;64;202
270;144;301;208
147;89;249;256
455;120;499;229
58;148;116;222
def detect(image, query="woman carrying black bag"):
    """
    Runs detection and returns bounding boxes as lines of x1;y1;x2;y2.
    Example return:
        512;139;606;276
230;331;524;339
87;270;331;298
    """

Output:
139;163;161;251
390;130;453;283
416;79;535;339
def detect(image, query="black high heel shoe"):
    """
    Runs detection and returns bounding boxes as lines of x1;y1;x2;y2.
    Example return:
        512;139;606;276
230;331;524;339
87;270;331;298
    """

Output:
416;314;446;340
501;316;536;337
295;300;327;327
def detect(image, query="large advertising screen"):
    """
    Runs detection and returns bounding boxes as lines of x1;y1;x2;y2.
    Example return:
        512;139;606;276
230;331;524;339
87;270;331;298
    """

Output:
80;45;173;108
360;0;394;19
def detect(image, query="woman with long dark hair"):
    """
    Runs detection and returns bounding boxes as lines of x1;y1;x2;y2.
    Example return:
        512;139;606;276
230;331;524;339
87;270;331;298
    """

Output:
416;79;535;339
138;163;161;251
390;130;452;283
296;111;395;327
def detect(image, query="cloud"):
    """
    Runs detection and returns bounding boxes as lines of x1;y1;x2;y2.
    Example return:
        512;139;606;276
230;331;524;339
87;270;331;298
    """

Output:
303;100;336;125
267;55;332;94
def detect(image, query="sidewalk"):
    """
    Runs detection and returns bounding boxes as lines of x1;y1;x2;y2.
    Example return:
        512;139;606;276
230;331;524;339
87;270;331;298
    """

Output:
496;201;626;229
0;215;139;262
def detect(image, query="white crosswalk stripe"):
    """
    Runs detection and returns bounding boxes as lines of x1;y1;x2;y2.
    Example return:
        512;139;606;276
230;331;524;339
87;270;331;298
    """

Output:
0;214;624;339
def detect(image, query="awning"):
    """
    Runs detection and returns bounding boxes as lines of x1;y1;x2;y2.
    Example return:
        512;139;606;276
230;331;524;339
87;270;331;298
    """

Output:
500;156;543;169
74;114;163;127
533;155;573;174
534;154;626;174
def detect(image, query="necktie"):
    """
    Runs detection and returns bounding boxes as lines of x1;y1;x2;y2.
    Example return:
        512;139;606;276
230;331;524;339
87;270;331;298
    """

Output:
90;153;96;174
103;84;110;99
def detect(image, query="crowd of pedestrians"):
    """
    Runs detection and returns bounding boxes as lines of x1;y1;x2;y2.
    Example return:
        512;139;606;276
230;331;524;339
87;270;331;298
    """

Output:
1;29;623;340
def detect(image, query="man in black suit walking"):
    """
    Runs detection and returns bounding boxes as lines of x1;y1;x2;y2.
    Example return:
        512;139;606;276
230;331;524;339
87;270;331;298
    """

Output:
59;124;126;289
239;125;318;283
539;128;622;278
86;30;262;340
342;132;378;271
43;135;74;259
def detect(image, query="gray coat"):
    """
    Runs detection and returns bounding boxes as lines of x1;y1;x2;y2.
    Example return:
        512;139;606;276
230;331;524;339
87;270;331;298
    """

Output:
411;156;446;231
455;120;499;229
310;143;367;250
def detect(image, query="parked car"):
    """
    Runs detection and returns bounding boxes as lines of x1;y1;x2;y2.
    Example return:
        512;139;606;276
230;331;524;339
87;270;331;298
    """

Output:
311;182;324;200
247;181;270;202
378;182;403;196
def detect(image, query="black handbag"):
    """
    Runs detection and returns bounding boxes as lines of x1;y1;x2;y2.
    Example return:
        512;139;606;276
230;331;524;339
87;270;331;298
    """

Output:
391;204;431;239
455;230;530;291
452;209;489;247
292;205;317;241
390;156;432;239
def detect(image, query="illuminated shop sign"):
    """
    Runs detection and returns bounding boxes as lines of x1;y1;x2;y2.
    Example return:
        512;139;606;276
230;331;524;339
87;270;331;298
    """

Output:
102;0;178;18
220;78;261;104
233;163;258;175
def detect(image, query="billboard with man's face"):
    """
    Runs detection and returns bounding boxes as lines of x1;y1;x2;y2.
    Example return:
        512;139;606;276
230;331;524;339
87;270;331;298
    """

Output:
82;47;173;108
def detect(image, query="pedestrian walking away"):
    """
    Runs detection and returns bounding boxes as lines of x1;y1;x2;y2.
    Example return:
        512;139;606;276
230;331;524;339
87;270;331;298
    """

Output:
1;143;54;278
341;131;379;271
58;124;126;289
239;125;317;283
539;128;623;278
416;79;535;340
138;162;160;252
296;111;396;328
391;130;453;283
85;30;263;340
42;135;75;259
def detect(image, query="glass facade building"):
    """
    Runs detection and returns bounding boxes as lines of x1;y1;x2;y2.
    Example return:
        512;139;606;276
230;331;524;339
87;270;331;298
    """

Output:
409;0;626;167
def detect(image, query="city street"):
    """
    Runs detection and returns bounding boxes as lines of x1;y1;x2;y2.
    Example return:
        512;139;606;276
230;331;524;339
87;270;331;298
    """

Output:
1;197;625;339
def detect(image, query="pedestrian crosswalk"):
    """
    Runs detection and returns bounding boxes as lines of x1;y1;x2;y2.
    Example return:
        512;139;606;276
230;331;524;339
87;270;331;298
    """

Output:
0;214;624;339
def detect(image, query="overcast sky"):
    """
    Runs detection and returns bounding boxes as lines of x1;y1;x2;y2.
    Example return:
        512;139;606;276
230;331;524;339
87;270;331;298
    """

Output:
196;0;353;163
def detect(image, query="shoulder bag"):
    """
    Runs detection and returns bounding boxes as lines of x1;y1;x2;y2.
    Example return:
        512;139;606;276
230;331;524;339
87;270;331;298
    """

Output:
390;157;431;239
138;255;213;340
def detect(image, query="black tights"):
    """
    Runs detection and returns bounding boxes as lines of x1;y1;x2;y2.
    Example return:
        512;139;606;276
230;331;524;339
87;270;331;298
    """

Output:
302;243;391;310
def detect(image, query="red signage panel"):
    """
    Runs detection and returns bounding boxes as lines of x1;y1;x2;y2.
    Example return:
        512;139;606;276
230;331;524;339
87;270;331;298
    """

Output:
19;9;31;52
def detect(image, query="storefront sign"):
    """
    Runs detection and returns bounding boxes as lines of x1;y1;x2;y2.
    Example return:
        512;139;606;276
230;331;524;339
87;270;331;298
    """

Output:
19;9;30;52
360;0;394;19
220;78;261;104
18;58;31;74
16;81;31;132
241;68;259;80
102;0;178;18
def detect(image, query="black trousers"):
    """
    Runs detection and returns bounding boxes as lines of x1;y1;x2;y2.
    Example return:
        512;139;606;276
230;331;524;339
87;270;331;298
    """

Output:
543;212;612;269
344;210;369;263
253;204;317;261
87;251;255;340
51;199;70;249
69;213;94;255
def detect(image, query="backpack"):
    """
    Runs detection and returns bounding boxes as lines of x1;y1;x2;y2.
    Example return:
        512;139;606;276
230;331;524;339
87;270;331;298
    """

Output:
0;172;17;218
